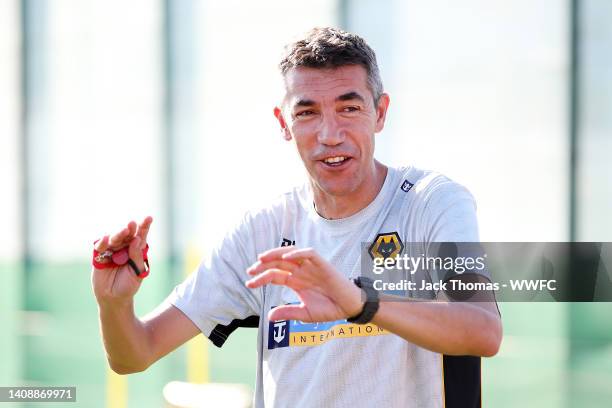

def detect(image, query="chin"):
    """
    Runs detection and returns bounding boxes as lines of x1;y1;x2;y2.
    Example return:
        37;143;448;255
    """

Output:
316;178;358;197
309;165;363;197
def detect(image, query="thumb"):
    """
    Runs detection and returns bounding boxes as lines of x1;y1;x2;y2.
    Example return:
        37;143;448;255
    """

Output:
269;304;310;322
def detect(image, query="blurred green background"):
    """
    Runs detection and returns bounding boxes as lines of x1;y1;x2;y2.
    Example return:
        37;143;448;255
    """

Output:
1;0;611;407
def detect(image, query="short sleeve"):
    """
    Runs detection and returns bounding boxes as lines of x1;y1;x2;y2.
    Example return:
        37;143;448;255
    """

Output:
421;179;491;284
424;181;479;243
165;217;262;347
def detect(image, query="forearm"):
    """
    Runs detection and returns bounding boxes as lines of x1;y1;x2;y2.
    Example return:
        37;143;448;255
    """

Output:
371;298;502;357
98;299;153;374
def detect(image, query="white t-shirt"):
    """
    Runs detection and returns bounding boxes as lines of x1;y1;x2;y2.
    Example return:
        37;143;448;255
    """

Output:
167;165;483;408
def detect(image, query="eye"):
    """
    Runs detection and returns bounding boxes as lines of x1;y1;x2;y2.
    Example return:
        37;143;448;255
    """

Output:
295;110;315;118
342;106;360;113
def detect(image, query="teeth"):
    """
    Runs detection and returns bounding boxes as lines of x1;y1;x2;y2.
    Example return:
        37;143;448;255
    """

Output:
324;156;346;164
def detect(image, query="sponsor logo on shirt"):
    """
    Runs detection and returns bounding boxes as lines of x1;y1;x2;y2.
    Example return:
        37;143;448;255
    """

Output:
281;238;295;247
369;232;404;260
268;320;290;349
401;180;414;192
267;306;389;349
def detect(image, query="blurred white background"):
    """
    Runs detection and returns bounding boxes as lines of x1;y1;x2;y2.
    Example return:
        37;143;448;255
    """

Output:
1;1;611;407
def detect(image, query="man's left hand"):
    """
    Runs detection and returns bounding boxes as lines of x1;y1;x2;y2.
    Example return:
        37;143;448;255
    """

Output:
246;246;363;322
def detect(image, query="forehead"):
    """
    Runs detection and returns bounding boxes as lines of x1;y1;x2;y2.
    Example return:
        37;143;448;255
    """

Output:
282;65;371;105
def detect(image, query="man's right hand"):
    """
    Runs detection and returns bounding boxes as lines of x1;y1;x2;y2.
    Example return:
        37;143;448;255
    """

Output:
91;215;200;374
92;216;153;304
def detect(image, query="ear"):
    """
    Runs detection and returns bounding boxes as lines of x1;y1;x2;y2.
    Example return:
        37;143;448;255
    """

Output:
374;93;390;133
274;106;292;141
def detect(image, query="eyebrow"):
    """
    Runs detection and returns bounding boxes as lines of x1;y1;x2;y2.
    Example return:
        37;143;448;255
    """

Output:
293;91;366;109
336;91;365;103
295;99;316;107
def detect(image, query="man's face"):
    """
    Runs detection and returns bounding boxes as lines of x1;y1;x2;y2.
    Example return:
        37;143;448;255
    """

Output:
275;65;389;198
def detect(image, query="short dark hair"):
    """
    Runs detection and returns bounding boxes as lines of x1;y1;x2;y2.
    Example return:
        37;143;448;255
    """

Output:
279;27;383;102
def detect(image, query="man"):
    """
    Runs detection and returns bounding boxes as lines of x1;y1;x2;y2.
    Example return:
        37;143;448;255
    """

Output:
92;27;502;407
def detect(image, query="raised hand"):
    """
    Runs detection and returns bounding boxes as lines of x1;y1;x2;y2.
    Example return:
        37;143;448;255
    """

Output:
92;216;153;304
245;246;364;323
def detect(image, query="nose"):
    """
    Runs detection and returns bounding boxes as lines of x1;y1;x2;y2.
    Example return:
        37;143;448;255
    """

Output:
317;114;345;146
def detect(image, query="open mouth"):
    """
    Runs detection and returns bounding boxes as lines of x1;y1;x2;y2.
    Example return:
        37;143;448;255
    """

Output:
321;156;351;168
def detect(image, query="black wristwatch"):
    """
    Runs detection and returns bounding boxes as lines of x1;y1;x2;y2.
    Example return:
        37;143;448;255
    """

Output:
347;277;380;324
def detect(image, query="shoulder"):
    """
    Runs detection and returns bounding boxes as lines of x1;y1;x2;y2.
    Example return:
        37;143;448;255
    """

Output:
229;184;307;248
214;185;306;259
242;184;306;226
395;166;476;211
393;166;479;241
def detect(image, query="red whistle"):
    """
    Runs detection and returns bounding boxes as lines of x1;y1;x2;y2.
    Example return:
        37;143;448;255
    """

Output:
111;248;130;265
92;241;150;279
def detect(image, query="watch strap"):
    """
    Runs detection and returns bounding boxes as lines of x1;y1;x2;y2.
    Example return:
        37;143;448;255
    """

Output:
347;277;380;324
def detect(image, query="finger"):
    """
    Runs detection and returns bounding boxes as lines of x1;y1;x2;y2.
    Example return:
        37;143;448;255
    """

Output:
269;304;311;322
247;259;300;276
258;246;298;262
126;221;137;241
108;226;131;249
136;216;153;243
107;226;127;248
128;236;145;270
245;269;292;289
109;221;138;249
94;235;110;252
281;248;321;264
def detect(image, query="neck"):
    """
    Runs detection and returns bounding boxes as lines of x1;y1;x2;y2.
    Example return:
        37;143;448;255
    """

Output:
312;161;388;220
